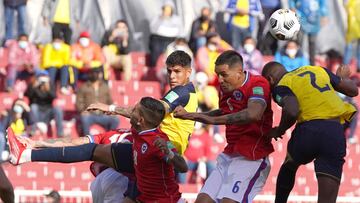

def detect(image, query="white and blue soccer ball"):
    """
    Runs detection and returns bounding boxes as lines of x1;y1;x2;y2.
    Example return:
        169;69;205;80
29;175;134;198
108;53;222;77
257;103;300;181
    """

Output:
269;9;301;40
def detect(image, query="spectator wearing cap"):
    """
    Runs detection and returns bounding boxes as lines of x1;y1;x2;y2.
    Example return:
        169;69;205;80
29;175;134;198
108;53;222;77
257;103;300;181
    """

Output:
102;20;132;81
149;0;183;67
75;68;119;136
25;70;65;137
41;35;71;94
195;32;232;86
5;34;40;92
70;31;105;89
45;190;61;203
41;0;80;44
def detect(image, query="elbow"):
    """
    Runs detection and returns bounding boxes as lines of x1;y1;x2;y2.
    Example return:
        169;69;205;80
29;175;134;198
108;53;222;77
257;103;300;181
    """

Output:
287;109;299;121
249;112;263;122
178;165;188;173
348;88;359;97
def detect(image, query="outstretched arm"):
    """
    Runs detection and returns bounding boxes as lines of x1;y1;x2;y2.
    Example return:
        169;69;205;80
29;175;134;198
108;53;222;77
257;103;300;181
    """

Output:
174;99;266;125
86;102;133;118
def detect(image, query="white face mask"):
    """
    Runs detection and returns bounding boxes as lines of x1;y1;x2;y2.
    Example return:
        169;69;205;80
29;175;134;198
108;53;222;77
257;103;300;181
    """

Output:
18;40;28;49
52;42;62;50
79;37;90;47
286;49;297;58
207;43;217;52
243;44;255;53
13;105;23;114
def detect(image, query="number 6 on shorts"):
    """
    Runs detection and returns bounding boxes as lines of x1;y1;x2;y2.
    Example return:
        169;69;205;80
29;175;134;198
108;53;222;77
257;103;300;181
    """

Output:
232;181;241;193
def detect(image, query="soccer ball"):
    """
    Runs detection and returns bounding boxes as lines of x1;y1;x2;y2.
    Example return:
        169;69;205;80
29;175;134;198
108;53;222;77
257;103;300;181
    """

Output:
269;9;301;40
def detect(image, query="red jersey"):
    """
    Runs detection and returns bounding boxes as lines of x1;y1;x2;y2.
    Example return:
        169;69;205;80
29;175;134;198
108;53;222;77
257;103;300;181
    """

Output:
87;129;133;177
87;129;133;144
132;128;181;203
219;72;274;160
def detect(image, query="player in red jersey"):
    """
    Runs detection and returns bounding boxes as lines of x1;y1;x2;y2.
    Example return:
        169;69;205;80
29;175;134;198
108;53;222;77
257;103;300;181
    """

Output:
9;97;188;202
18;129;132;203
174;50;274;203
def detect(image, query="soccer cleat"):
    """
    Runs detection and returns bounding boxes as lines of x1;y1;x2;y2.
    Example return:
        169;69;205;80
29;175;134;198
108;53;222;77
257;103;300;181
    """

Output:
7;127;26;165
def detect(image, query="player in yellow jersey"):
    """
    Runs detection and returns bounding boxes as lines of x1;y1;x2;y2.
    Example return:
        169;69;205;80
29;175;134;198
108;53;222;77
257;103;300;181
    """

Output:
262;62;358;203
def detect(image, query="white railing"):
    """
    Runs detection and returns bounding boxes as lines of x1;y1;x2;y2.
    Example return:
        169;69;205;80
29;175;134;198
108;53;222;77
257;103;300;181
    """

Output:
14;190;360;203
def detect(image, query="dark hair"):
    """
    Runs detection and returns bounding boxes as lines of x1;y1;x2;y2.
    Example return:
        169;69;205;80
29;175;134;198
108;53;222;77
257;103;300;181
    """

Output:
115;19;128;25
165;50;191;68
215;50;243;68
242;36;255;45
139;97;165;128
18;33;28;40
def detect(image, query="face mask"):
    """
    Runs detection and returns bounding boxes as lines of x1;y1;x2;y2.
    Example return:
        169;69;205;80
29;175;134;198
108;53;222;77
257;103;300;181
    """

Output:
52;42;62;50
286;49;297;58
243;44;255;53
207;43;217;51
13;105;23;114
18;41;28;49
79;37;90;47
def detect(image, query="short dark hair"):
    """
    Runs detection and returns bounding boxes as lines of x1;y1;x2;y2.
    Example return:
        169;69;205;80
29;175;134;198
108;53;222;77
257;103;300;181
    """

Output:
166;50;191;68
215;50;243;68
18;33;28;40
139;97;165;128
261;61;285;77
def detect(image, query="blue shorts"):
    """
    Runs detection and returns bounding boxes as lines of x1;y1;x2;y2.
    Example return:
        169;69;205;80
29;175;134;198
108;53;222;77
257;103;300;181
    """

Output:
288;120;346;180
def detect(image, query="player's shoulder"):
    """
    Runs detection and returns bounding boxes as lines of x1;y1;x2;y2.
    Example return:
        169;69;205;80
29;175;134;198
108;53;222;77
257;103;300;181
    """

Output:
171;82;196;95
248;74;270;88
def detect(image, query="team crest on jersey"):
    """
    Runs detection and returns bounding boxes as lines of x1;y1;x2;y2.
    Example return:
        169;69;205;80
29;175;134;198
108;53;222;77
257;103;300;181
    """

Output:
233;90;243;101
141;143;148;154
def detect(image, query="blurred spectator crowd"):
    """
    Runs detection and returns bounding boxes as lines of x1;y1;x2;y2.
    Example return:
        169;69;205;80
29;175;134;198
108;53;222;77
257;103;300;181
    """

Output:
0;0;359;183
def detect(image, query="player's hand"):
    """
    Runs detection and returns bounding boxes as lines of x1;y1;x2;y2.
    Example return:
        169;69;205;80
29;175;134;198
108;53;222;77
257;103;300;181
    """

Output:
173;106;188;118
86;102;110;113
267;127;284;141
336;64;351;80
153;137;170;155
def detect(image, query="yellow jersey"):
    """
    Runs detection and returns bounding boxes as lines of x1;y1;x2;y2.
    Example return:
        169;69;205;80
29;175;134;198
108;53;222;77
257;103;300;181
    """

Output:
160;82;198;155
274;66;356;123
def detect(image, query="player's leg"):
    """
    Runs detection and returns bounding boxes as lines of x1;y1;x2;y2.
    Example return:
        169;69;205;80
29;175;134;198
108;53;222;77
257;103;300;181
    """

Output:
216;156;270;203
275;154;300;203
195;153;227;203
317;175;340;203
314;120;345;203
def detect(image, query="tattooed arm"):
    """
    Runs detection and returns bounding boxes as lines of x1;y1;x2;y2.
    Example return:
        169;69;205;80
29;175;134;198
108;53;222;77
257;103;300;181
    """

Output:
174;99;266;125
18;136;90;148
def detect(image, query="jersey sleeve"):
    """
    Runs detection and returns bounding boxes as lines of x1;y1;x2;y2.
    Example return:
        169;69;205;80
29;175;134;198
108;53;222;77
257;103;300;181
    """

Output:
248;78;270;104
272;85;296;105
161;86;190;112
322;67;341;87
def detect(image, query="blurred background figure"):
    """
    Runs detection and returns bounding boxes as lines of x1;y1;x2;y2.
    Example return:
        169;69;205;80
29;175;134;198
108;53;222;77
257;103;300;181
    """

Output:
102;20;132;81
5;34;40;92
41;0;80;44
70;31;105;88
343;0;360;73
0;165;14;203
149;0;182;67
0;99;31;138
274;40;310;72
44;190;61;203
238;36;264;75
75;68;119;136
178;123;219;184
41;35;71;94
189;7;217;54
224;0;251;51
289;0;328;65
196;32;232;86
4;0;28;43
257;0;281;55
25;70;64;137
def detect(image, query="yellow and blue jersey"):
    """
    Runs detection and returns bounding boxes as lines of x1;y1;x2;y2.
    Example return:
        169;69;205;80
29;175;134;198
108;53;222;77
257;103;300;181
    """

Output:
273;66;356;123
160;82;198;155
